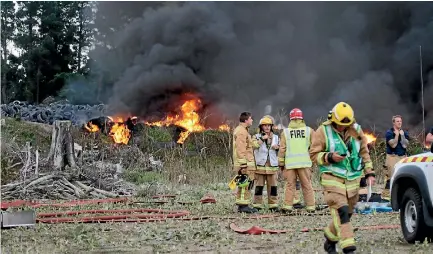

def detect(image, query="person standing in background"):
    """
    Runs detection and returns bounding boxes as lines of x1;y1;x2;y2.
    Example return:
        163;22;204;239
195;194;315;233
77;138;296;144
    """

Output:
382;115;410;202
251;115;280;211
278;108;316;213
232;112;257;213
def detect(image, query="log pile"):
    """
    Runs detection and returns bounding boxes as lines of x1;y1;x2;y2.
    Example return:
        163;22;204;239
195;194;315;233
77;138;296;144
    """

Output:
1;120;147;200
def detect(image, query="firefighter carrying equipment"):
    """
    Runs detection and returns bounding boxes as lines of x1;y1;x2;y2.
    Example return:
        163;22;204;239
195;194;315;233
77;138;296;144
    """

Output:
233;123;256;171
234;170;255;206
233;123;256;209
310;114;375;253
329;102;355;126
228;175;237;190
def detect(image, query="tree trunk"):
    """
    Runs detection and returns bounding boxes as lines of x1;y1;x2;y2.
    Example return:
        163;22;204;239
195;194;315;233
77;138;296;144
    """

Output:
47;120;77;170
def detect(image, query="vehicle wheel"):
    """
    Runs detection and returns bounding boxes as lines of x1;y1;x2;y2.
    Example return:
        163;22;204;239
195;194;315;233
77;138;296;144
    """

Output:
399;188;432;243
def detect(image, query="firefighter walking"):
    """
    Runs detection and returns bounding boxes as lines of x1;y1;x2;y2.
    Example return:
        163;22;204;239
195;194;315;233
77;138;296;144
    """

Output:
310;102;376;254
278;108;316;213
232;112;258;213
251;115;279;210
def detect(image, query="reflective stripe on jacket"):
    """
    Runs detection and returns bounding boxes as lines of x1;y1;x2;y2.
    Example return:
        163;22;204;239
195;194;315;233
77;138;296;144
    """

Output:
233;124;256;170
309;121;374;180
279;126;313;169
253;133;279;167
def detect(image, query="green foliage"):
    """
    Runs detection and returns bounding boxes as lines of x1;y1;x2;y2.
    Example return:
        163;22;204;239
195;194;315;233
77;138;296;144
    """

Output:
1;117;52;152
123;170;164;185
2;1;96;103
146;126;173;142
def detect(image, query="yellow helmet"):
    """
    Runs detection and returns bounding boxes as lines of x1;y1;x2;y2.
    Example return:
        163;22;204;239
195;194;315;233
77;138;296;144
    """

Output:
259;116;274;125
330;102;355;126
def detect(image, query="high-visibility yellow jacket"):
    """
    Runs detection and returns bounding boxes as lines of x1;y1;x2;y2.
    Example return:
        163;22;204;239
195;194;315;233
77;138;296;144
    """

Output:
278;121;315;169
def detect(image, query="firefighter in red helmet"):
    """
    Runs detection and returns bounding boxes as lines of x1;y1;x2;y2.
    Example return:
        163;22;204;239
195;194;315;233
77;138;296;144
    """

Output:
278;108;316;213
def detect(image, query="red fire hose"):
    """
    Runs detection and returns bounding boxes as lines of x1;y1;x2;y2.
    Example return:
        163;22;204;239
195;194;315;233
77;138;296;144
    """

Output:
229;223;401;235
0;198;128;210
1;197;401;235
37;208;190;223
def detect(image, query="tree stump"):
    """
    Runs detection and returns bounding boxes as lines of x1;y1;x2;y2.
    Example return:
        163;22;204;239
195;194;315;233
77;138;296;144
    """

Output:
47;120;77;170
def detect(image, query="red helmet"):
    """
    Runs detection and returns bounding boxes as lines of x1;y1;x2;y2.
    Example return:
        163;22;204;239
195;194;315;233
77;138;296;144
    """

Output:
289;108;303;120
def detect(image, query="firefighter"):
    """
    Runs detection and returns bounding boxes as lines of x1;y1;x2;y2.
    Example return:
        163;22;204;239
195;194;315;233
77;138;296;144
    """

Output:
382;115;410;201
310;102;376;254
251;115;280;211
233;112;258;213
278;108;316;213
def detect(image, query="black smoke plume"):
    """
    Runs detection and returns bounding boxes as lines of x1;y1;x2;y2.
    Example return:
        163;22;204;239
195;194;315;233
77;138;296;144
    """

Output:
91;2;433;132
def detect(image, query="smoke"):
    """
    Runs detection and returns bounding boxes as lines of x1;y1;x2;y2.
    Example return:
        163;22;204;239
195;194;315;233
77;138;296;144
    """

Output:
92;2;433;132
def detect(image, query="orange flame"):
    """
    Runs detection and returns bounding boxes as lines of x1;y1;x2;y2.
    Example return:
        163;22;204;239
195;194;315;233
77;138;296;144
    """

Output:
145;98;205;144
365;133;377;144
145;98;229;143
84;96;228;144
85;122;99;132
218;124;230;132
107;117;131;145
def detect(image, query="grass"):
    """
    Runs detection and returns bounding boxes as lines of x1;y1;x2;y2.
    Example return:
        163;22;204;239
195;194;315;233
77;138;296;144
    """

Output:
1;118;432;253
1;186;432;253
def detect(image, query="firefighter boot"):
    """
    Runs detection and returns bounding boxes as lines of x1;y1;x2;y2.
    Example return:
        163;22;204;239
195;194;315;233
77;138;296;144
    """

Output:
238;205;258;213
323;235;338;254
253;185;264;210
343;246;356;254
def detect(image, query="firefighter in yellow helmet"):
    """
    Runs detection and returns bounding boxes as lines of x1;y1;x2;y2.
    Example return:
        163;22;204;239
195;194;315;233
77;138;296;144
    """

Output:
232;112;258;213
251;115;280;211
278;108;316;213
309;102;376;254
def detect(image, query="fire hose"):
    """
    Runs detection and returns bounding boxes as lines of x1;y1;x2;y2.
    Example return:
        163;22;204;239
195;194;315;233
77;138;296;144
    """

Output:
1;197;400;235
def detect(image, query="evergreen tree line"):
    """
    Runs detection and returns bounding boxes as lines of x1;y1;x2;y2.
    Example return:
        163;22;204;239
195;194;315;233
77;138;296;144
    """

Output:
1;1;160;105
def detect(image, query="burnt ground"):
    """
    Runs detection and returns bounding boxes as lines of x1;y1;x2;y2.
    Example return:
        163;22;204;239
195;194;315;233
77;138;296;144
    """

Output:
1;187;432;254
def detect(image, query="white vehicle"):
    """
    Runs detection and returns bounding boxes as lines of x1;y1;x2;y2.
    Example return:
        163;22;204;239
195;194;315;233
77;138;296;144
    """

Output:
390;151;433;243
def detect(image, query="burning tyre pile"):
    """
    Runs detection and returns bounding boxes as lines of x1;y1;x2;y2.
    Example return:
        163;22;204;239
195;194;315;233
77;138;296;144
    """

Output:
1;93;231;146
83;93;231;146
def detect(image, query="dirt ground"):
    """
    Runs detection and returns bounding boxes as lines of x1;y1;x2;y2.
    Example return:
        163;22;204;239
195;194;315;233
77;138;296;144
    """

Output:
2;187;433;254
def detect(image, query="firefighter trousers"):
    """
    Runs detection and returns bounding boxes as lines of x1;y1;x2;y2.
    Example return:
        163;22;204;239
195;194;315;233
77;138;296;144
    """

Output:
282;168;315;211
294;179;301;204
253;173;278;209
235;169;255;206
382;154;405;200
321;173;359;252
